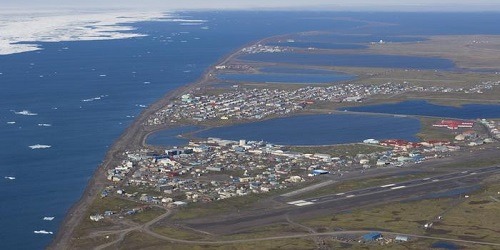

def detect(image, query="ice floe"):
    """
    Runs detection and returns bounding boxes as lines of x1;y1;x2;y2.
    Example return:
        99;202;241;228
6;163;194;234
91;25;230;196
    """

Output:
167;18;206;23
82;95;108;102
13;110;38;116
33;230;53;235
29;144;52;149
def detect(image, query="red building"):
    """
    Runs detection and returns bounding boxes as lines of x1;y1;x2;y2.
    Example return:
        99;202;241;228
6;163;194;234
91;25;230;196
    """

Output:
432;120;474;130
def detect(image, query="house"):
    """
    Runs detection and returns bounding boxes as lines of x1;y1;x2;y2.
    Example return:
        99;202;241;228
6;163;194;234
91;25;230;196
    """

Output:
90;214;104;222
363;232;382;241
312;169;329;176
395;235;409;242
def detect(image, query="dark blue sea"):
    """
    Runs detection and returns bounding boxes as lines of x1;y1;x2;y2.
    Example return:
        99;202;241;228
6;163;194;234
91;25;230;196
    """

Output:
2;11;500;249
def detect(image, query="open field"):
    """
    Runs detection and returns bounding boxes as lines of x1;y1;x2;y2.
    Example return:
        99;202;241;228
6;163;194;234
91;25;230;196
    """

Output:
73;196;139;235
416;117;458;141
286;143;391;157
367;35;500;71
298;175;500;246
169;182;317;221
115;231;319;250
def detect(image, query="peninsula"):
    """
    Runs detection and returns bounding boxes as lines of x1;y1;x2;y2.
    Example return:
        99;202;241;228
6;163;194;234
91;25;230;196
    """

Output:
50;28;500;249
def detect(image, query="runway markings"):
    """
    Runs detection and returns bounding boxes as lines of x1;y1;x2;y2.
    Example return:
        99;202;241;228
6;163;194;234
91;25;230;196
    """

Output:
287;200;315;206
380;183;396;188
390;185;406;190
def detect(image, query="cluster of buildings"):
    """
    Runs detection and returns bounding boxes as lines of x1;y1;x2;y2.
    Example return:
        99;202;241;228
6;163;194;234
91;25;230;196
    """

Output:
240;44;292;54
409;80;500;94
433;120;474;130
109;138;335;206
146;80;499;126
89;205;152;222
147;89;304;125
101;123;496;209
480;119;500;139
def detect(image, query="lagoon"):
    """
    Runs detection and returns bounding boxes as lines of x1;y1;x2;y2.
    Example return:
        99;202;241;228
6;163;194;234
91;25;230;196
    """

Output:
196;114;420;145
217;71;354;84
241;52;455;70
345;100;500;119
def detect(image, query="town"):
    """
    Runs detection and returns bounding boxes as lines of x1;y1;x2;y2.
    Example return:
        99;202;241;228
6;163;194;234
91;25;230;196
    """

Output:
93;115;499;221
146;79;500;126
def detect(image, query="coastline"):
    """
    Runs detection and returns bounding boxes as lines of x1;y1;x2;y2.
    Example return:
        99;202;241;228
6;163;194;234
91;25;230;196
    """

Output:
48;36;269;249
47;30;500;248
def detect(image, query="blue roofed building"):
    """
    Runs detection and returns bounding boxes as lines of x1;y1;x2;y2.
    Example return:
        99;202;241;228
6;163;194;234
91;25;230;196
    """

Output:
363;232;382;241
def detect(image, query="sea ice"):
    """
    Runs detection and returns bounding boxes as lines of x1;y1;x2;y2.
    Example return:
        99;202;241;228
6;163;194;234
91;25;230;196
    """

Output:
29;144;52;149
13;110;38;116
33;230;53;234
0;10;172;55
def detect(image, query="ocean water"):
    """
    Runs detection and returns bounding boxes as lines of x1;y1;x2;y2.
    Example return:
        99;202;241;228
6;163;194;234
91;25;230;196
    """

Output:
2;11;500;249
345;100;500;119
196;114;421;145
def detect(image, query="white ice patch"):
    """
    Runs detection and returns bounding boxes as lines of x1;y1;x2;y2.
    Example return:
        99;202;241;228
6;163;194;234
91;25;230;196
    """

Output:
34;230;53;235
166;19;207;23
29;144;51;149
0;11;170;56
13;110;38;116
82;95;108;102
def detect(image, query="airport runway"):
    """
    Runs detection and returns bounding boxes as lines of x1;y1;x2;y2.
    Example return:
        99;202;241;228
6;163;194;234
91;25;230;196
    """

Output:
184;165;500;234
287;165;500;207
